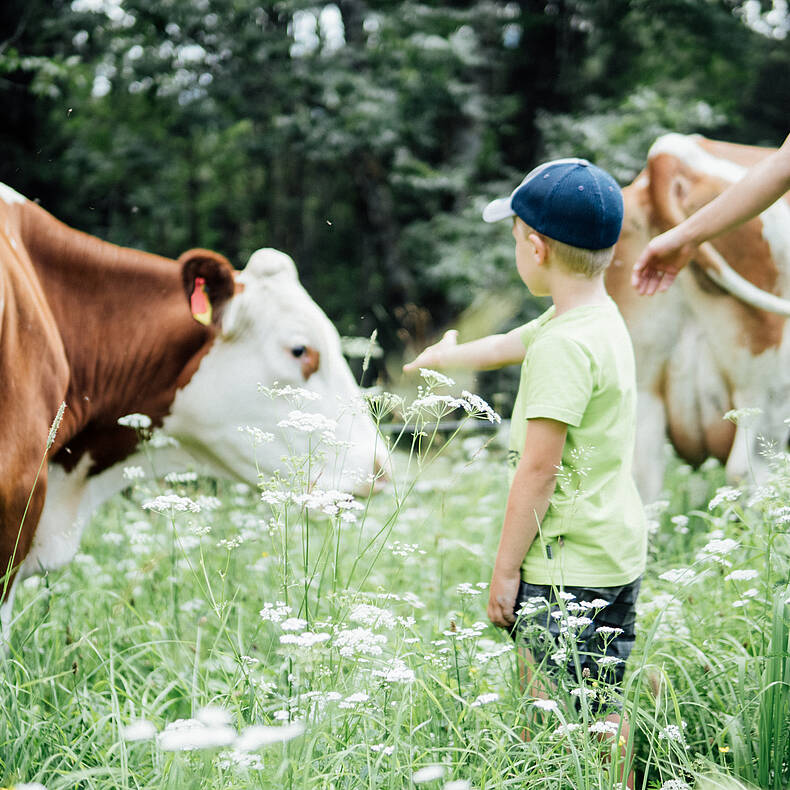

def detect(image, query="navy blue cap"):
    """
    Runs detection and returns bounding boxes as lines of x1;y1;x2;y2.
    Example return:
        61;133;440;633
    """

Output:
482;158;624;250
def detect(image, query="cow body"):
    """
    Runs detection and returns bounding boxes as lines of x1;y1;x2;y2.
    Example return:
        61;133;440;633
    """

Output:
0;185;384;634
606;134;790;499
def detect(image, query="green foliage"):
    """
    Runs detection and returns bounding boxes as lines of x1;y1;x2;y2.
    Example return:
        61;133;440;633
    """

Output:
2;0;787;367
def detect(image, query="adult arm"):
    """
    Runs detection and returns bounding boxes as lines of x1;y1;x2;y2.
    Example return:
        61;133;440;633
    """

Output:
487;418;567;628
632;133;790;295
402;325;528;373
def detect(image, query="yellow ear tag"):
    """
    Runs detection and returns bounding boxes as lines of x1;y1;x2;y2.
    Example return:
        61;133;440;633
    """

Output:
190;276;213;325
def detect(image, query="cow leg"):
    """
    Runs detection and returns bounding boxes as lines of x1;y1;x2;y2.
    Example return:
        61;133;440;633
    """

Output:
633;390;668;502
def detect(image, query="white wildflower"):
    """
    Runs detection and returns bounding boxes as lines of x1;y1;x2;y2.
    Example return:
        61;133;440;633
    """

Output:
349;603;397;630
123;466;145;481
16;784;49;790
235;721;305;751
724;569;759;582
148;430;179;448
273;710;289;721
443;781;472;790
164;471;198;483
142;494;201;514
372;658;415;683
239;425;275;445
157;717;235;751
588;720;619;735
277;410;336;436
456;582;483;596
597;656;622;667
708;486;741;511
659;724;686;744
742;588;759;598
419;368;455;388
550;649;568;666
533;698;559;712
470;692;499;708
412;764;446;783
197;706;233;728
697;537;739;564
334;627;386;657
260;601;292;623
659;781;691;790
460;390;501;423
370;742;395;754
118;413;152;429
553;723;582;737
732;599;750;608
339;692;370;708
259;382;322;401
122;719;156;742
280;618;308;632
658;568;697;585
595;626;624;637
280;631;331;648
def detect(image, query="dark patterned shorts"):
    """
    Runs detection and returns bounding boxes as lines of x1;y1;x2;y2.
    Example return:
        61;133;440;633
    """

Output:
509;576;641;711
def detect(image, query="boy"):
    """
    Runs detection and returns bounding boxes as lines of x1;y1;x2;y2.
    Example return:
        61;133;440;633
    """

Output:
405;159;646;782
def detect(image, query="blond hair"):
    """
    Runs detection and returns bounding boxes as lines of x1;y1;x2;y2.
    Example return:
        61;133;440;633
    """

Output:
515;218;614;278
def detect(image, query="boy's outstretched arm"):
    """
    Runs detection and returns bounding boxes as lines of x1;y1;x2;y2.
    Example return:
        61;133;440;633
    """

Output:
403;325;528;373
488;418;567;628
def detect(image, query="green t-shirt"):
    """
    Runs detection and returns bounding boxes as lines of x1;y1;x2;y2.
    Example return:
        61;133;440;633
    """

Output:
509;298;646;587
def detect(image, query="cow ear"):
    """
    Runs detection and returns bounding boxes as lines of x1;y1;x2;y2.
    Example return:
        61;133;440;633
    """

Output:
179;249;236;327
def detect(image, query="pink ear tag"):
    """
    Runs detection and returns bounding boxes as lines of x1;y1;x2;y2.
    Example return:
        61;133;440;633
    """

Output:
190;276;213;325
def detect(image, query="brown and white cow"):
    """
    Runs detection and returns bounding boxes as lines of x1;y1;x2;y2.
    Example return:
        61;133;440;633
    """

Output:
0;183;386;634
605;134;790;500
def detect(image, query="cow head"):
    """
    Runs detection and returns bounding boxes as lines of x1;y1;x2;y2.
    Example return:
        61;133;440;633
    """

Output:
165;248;387;494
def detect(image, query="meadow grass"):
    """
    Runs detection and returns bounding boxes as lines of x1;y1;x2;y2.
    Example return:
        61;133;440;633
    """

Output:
0;385;788;790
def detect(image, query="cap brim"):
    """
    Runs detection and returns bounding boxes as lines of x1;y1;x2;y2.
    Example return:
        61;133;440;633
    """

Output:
482;197;515;223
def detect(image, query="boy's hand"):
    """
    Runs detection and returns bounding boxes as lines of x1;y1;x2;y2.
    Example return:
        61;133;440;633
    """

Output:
403;330;458;373
487;566;520;628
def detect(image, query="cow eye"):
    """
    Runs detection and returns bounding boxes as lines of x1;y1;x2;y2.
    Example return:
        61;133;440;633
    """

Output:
291;345;306;358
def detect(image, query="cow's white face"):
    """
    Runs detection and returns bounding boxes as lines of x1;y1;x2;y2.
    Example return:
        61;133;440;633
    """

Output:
164;248;386;493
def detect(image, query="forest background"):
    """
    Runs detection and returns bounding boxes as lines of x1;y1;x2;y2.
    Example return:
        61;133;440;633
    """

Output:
1;0;788;398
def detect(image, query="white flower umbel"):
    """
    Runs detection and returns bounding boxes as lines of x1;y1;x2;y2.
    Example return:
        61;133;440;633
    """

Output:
348;603;398;630
280;631;331;649
334;627;386;657
658;568;698;585
157;717;235;751
708;486;741;511
659;781;691;790
418;368;455;388
123;466;146;481
277;410;337;437
142;494;201;514
588;720;619;735
412;764;446;784
371;657;415;683
443;781;472;790
696;537;739;564
533;698;559;712
724;569;759;582
118;413;152;429
259;382;322;402
659;724;686;744
470;692;499;708
122;719;157;742
260;601;292;623
235;721;305;751
280;617;308;632
460;390;501;424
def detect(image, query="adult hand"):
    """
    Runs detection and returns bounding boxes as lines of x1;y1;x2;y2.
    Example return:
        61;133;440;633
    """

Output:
487;566;520;629
402;329;458;373
631;231;693;295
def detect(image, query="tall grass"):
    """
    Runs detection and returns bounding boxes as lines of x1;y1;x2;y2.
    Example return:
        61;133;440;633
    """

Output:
0;381;787;790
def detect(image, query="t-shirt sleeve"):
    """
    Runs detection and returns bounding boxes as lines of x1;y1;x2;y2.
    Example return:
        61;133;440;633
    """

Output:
521;335;593;427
